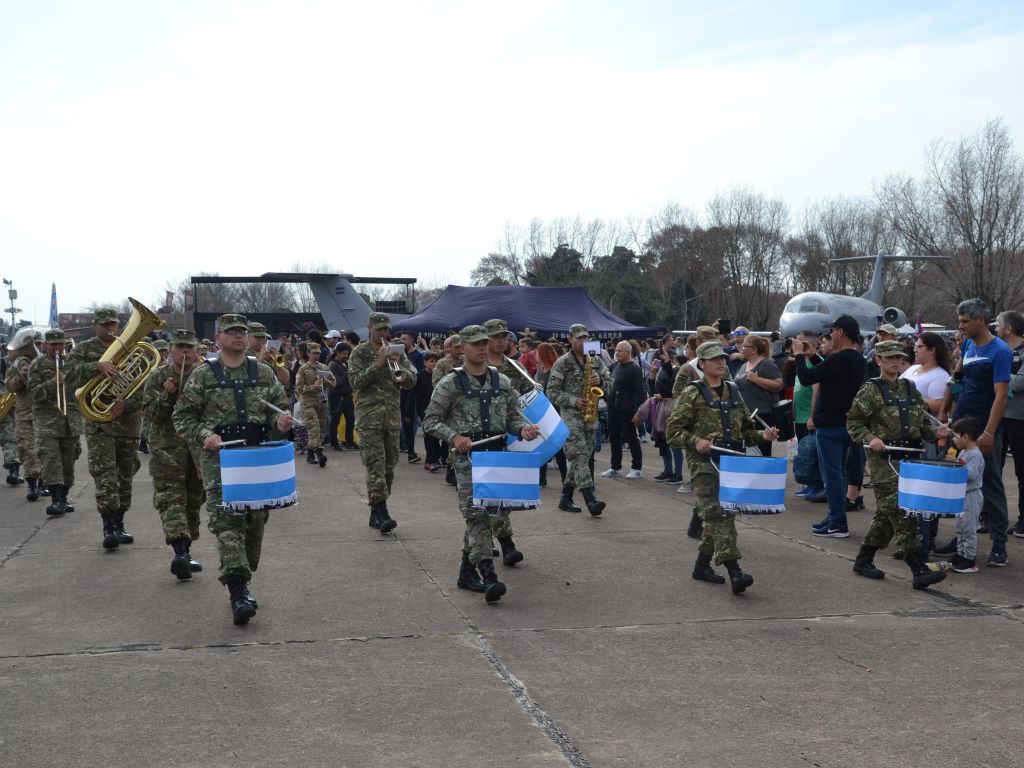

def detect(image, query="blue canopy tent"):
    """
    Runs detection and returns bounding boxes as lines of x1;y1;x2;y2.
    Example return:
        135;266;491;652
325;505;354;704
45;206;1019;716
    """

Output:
391;285;664;338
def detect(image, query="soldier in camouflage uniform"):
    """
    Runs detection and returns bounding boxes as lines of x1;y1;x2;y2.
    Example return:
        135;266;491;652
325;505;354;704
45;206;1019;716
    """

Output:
349;312;417;534
433;333;463;486
423;325;540;603
545;323;612;516
484;318;537;565
846;340;946;590
672;326;727;398
667;342;776;595
295;342;336;468
143;329;206;580
64;308;144;550
4;329;44;500
247;322;290;387
1;376;22;486
27;329;83;516
172;313;293;625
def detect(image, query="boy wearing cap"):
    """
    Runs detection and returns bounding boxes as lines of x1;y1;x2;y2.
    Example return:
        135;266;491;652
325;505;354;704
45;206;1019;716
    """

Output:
295;342;336;467
846;340;946;589
348;312;418;533
667;341;777;594
143;329;205;579
65;308;145;549
27;329;83;515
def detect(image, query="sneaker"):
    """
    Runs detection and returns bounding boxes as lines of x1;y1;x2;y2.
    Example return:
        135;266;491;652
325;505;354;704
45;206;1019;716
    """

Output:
423;463;435;472
1010;522;1024;538
665;474;684;485
987;544;1009;567
846;496;865;511
676;482;693;494
794;487;811;497
812;527;850;538
653;471;672;482
639;435;648;443
811;520;830;533
601;468;623;477
932;537;958;556
407;453;421;464
625;469;642;480
953;558;978;573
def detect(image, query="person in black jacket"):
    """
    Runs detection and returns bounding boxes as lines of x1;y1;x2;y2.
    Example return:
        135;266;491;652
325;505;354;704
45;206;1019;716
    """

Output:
602;341;647;478
328;343;355;449
414;352;443;471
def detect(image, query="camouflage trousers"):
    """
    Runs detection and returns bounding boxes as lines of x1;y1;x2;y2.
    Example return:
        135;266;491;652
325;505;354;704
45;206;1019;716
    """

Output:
864;482;919;554
198;446;270;584
86;432;141;518
563;420;598;491
358;426;398;504
691;470;741;564
152;460;204;545
452;452;511;565
300;400;327;447
14;413;40;478
0;416;18;465
37;433;81;486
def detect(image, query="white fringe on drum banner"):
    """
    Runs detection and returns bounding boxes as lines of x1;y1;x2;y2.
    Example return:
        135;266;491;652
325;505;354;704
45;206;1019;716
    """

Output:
721;502;786;515
472;497;541;510
223;492;299;511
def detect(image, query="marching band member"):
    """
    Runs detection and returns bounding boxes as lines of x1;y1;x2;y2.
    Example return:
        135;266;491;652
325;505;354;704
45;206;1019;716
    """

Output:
4;328;44;498
247;322;289;387
433;334;463;486
295;342;336;467
172;313;293;625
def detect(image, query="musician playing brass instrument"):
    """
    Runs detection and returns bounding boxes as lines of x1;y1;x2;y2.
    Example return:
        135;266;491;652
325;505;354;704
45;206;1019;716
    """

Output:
247;322;289;387
64;307;146;550
4;328;44;501
545;323;611;516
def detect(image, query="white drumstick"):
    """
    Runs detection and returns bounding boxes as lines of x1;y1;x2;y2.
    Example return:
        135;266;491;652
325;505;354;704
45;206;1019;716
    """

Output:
259;398;305;427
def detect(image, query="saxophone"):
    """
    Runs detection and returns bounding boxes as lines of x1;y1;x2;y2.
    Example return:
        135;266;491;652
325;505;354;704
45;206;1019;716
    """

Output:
582;352;603;423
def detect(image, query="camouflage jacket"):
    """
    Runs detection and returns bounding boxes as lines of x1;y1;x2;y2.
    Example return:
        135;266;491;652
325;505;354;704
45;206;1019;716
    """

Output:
432;354;461;387
423;367;527;443
4;354;34;420
295;361;336;405
846;377;938;484
545;352;611;419
172;356;290;447
64;336;144;437
666;381;763;475
27;355;83;438
348;340;417;430
490;355;536;396
143;362;201;475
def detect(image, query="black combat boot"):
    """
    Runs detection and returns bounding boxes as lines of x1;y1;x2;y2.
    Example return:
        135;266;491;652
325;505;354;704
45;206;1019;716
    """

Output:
906;550;947;590
138;436;149;454
317;447;327;468
102;513;120;549
61;485;74;513
686;509;703;539
692;552;726;584
558;483;582;513
498;536;523;566
477;558;506;604
241;582;258;610
377;502;397;534
368;503;382;529
45;486;65;516
170;538;192;580
852;544;885;579
306;448;317;464
226;576;256;625
724;559;754;595
185;539;202;572
5;463;24;486
457;552;485;593
445;464;457;486
581;487;605;517
113;511;133;544
26;477;39;502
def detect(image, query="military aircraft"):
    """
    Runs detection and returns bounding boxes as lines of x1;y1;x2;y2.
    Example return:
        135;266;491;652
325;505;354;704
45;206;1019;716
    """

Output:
778;250;948;338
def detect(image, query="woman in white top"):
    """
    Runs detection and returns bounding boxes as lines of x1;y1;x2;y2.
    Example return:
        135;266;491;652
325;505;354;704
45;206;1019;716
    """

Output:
900;332;952;414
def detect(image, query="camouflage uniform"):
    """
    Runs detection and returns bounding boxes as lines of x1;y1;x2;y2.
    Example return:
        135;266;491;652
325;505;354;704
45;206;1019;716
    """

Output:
28;350;83;490
143;360;205;544
349;320;417;507
5;353;40;483
432;354;460;387
64;333;143;527
666;369;763;566
172;349;291;584
295;350;336;448
0;379;19;468
846;373;937;554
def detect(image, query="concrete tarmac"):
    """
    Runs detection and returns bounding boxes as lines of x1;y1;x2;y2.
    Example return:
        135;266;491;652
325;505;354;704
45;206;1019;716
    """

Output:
2;439;1023;768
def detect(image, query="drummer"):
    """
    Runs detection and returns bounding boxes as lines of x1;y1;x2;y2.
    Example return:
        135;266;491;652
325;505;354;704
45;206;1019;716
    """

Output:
846;340;946;589
666;341;777;595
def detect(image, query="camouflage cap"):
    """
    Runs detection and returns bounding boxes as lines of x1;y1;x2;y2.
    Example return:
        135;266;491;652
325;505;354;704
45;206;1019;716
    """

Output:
248;321;269;338
696;341;728;360
217;313;249;332
484;318;509;336
152;339;169;351
876;323;899;336
460;324;489;344
694;325;719;341
306;342;321;355
569;323;589;338
44;328;66;343
874;340;909;358
368;312;391;329
449;333;462;345
93;308;118;324
170;328;198;347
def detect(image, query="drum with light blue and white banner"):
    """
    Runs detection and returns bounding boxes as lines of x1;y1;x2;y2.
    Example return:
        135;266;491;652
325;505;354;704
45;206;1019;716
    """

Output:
220;441;298;511
897;459;967;519
717;455;787;514
471;451;541;510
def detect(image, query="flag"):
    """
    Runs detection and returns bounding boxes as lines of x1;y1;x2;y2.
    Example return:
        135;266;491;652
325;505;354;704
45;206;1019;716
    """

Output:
219;441;298;511
717;455;787;514
898;460;967;519
471;451;541;509
48;284;58;329
505;390;569;464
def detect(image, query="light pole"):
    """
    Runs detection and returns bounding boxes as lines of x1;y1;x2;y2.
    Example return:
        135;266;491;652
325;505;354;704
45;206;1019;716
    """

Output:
2;278;20;336
682;292;704;331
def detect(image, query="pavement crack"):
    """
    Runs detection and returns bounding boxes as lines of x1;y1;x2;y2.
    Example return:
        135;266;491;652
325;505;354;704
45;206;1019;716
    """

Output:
835;653;873;672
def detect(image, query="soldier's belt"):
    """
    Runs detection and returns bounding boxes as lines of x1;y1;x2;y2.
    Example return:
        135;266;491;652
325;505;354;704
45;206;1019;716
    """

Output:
214;423;268;447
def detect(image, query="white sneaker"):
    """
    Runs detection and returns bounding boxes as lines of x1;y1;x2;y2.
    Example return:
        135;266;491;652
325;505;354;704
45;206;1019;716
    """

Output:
625;469;642;479
601;468;623;477
676;482;693;494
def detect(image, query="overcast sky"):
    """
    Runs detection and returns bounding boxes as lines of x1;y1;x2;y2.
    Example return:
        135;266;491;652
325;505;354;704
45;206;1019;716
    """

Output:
2;0;1022;321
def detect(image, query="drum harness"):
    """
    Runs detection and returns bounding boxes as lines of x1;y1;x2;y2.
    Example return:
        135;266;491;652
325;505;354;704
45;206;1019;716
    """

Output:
453;366;507;452
209;358;269;447
870;377;924;472
691;380;746;470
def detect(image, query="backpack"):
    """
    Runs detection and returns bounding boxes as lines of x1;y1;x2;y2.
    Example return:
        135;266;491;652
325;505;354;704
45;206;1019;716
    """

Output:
793;433;822;486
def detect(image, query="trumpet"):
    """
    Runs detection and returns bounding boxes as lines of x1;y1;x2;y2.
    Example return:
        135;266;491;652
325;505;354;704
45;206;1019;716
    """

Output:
387;358;405;380
271;353;288;367
55;350;68;416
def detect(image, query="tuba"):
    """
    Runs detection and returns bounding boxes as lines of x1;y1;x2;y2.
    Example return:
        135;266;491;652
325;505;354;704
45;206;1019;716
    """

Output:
75;297;166;423
582;351;603;423
0;392;13;423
